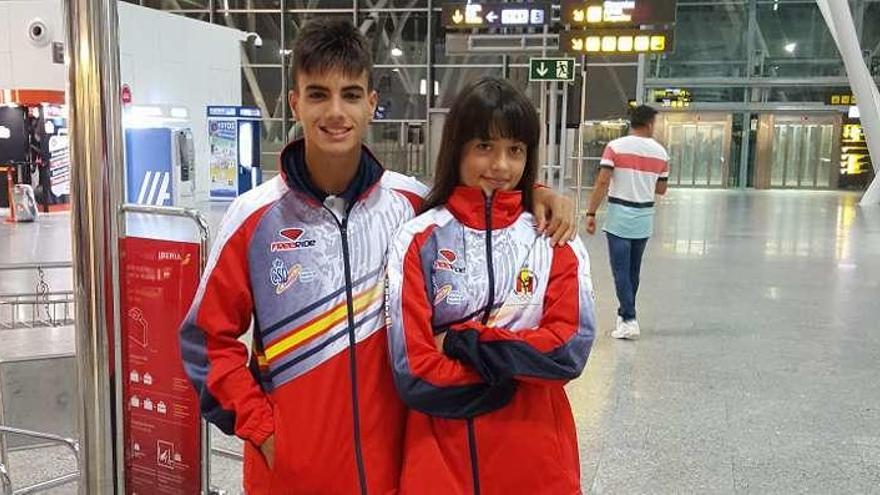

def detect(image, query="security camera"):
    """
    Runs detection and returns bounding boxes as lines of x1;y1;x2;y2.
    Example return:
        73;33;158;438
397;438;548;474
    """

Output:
27;18;50;47
245;32;263;47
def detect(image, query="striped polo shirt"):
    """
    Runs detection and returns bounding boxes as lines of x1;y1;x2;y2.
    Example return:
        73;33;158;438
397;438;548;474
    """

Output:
599;135;669;239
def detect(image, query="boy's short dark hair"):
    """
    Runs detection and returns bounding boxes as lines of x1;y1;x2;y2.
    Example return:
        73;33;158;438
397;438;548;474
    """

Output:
291;18;373;90
629;105;658;129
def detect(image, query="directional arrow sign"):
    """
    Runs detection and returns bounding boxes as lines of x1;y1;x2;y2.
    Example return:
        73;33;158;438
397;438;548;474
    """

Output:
529;58;576;82
442;3;551;29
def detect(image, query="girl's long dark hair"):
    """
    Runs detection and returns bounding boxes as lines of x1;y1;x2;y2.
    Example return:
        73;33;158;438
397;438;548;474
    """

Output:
422;77;541;213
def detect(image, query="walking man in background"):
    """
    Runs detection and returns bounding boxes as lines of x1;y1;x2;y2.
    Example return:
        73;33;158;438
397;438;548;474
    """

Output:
585;105;669;340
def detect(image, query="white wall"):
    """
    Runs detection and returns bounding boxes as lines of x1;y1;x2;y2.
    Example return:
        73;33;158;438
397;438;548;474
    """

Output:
0;0;245;200
0;1;67;90
117;2;244;200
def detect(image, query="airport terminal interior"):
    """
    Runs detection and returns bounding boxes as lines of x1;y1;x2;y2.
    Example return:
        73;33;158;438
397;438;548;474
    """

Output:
1;0;879;493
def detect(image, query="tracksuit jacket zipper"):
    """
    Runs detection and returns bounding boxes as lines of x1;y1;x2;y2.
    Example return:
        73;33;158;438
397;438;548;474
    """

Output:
467;193;496;495
325;205;368;495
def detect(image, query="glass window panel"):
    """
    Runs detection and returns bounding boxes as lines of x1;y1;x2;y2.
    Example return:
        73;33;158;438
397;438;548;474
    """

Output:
756;3;843;77
222;0;281;9
431;15;503;65
286;0;352;9
433;67;504;107
358;11;429;65
785;125;802;187
365;122;428;178
681;125;696;185
653;3;748;78
771;125;786;186
817;124;833;188
694;125;710;185
800;125;817;187
142;0;210;9
360;0;429;10
372;68;428;120
668;124;684;185
241;67;286;119
709;125;724;186
862;3;880;64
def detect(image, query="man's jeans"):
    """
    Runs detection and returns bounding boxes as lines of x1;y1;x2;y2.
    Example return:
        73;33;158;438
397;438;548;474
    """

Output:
606;232;648;322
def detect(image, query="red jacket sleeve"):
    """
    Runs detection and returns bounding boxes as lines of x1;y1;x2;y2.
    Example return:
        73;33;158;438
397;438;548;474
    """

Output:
179;204;274;446
386;223;516;418
443;240;595;385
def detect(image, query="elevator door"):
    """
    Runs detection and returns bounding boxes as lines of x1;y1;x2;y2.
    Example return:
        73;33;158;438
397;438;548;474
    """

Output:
666;122;726;187
658;113;732;188
755;113;840;190
769;123;835;189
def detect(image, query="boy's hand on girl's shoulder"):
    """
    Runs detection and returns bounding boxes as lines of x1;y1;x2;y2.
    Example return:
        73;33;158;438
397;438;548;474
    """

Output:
533;188;576;246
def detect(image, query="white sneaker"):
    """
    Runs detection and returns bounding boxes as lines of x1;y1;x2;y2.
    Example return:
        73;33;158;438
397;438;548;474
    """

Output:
611;319;640;340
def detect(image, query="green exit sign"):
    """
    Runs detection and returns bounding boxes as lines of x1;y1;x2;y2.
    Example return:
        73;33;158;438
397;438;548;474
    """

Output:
529;57;576;82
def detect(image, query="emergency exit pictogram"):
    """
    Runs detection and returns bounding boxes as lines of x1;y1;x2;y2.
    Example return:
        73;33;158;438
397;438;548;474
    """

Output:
529;58;576;82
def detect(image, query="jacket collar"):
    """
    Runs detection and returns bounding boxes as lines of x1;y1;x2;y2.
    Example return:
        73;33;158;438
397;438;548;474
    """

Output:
445;186;523;230
278;139;385;207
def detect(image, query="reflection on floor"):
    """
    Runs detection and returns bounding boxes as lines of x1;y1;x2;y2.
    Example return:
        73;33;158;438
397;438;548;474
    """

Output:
2;189;879;493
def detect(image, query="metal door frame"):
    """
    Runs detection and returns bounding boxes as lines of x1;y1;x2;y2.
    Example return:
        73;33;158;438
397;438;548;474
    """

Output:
754;112;842;190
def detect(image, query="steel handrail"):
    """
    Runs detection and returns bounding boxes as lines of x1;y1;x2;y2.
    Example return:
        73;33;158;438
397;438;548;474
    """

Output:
0;462;10;495
0;426;80;495
0;263;72;271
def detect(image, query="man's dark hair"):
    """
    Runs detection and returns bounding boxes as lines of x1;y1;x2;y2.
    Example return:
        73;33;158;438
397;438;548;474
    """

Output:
422;77;540;214
291;18;373;90
629;105;658;129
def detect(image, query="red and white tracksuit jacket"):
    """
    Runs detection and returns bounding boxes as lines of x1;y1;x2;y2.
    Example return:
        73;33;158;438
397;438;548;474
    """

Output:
386;186;596;495
180;140;426;494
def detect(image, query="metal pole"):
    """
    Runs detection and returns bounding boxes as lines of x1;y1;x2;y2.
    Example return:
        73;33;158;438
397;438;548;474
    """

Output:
538;24;548;177
576;55;588;218
425;0;434;178
636;54;646;104
548;83;558;186
559;81;569;191
65;0;123;492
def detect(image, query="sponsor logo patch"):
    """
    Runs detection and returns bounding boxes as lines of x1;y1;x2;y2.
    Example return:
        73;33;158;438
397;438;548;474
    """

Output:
434;284;464;305
433;248;466;274
514;267;537;298
270;227;317;252
269;259;315;295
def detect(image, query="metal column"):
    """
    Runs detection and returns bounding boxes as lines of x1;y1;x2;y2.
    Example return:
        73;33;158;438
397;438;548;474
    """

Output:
575;56;588;218
65;0;124;492
636;54;646;104
817;0;880;205
559;82;569;192
547;83;558;186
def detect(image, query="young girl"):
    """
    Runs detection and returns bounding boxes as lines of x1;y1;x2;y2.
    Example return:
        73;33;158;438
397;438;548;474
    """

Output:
385;77;596;494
